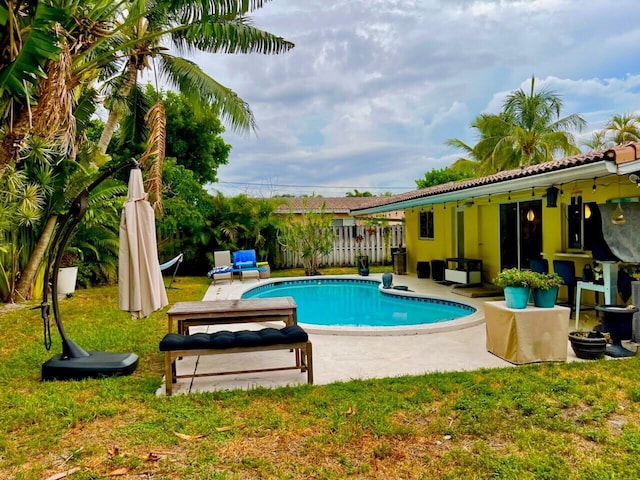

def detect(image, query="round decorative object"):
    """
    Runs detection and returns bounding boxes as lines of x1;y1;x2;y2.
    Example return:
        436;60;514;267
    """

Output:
382;272;393;289
568;331;607;360
503;286;530;309
532;286;558;308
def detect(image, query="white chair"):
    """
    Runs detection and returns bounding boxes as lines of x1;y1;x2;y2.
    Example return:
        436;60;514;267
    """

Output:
212;250;233;284
575;261;618;330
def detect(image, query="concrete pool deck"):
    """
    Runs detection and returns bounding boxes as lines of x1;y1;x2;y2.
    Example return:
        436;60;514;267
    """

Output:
159;273;604;395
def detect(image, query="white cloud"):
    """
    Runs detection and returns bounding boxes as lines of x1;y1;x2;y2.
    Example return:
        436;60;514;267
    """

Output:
191;0;640;197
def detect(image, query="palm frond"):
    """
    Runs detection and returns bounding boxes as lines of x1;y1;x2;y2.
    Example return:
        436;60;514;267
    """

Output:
140;99;166;213
158;55;256;133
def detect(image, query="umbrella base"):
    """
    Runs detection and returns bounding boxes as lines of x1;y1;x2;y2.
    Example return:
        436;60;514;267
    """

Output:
42;351;139;381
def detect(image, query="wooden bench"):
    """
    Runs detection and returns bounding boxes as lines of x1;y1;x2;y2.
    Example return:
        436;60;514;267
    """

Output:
159;325;313;395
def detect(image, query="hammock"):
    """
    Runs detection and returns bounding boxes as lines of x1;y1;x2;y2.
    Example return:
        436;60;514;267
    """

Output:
160;253;184;289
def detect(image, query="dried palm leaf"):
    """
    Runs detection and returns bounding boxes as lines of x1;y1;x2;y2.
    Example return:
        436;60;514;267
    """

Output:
140;99;165;214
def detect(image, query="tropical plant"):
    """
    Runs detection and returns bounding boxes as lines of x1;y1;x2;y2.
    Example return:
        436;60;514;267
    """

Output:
528;271;563;291
278;201;334;276
603;113;640;145
445;76;586;175
581;130;611;151
493;268;536;288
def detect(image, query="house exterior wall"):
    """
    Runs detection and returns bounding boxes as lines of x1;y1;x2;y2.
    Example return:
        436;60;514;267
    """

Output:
405;176;639;285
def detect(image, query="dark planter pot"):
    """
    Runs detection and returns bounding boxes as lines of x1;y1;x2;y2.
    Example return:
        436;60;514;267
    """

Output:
568;331;607;360
595;304;639;357
532;286;558;308
356;255;369;276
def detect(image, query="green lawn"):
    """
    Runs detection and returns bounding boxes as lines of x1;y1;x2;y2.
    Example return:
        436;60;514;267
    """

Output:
2;274;640;479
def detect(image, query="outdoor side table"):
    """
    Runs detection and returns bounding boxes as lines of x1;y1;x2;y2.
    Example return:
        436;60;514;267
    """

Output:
484;301;570;364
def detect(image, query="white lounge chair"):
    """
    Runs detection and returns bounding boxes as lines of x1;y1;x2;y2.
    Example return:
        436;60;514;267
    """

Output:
211;250;233;284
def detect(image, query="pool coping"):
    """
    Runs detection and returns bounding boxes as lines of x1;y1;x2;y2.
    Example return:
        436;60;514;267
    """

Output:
236;275;485;336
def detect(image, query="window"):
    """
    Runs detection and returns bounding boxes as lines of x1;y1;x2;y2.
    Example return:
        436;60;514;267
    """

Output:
419;210;434;239
566;195;597;250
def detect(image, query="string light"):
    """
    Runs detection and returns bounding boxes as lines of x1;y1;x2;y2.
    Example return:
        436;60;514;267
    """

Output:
592;178;597;192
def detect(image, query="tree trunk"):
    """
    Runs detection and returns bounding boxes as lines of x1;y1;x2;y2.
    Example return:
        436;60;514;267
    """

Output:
11;215;58;302
97;62;139;154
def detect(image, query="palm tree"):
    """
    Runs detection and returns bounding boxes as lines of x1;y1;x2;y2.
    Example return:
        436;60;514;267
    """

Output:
446;77;585;175
1;0;294;301
581;130;611;151
447;113;519;175
500;76;586;167
91;0;294;207
604;113;640;145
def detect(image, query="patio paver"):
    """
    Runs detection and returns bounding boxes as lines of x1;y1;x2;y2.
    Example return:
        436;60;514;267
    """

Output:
157;273;620;395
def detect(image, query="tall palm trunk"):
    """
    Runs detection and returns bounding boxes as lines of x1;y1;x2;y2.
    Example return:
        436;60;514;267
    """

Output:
11;215;57;302
97;62;139;154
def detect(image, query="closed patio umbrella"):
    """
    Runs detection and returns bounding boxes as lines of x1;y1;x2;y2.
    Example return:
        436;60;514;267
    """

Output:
119;167;168;319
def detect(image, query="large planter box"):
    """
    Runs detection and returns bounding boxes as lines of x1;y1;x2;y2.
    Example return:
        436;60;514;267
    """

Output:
57;267;78;296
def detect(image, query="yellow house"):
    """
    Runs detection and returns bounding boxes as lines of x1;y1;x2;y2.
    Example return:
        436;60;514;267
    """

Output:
352;143;640;295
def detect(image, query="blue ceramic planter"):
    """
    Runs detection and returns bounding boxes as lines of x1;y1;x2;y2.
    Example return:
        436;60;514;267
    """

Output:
382;272;393;288
504;286;530;309
532;286;558;308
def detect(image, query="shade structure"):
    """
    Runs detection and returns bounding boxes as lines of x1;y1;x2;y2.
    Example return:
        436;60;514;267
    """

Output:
119;168;168;319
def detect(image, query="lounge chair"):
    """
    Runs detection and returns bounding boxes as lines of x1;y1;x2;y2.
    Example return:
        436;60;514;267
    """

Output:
233;249;260;282
209;250;233;284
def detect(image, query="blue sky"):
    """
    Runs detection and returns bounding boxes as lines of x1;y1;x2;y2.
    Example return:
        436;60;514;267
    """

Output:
195;0;640;197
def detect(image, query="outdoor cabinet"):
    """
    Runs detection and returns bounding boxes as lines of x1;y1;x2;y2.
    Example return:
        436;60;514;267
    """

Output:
444;258;483;285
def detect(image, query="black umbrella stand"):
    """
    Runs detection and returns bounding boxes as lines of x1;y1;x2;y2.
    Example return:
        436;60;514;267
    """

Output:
40;159;139;381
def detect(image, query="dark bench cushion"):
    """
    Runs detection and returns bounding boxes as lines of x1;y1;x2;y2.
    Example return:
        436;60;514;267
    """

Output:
160;325;308;351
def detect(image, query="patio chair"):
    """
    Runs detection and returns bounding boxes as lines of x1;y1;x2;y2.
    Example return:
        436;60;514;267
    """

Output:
553;260;576;315
209;250;233;284
233;249;260;282
529;258;549;274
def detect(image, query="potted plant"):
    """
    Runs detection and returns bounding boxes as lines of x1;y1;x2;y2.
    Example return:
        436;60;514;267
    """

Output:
493;268;536;309
529;272;563;308
354;234;369;276
568;330;608;359
57;247;82;297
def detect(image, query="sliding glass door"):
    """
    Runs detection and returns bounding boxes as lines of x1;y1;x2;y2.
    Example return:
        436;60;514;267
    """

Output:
499;200;543;270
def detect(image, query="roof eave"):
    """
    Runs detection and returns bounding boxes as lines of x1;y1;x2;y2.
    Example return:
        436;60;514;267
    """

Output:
353;161;611;215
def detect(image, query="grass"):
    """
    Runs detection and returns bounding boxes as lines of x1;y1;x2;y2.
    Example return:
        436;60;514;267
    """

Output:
2;272;640;478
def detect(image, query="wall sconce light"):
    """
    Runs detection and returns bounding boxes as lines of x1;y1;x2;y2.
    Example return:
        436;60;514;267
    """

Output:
508;191;511;201
592;178;597;192
584;204;592;219
531;187;535;198
546;186;559;208
526;208;535;222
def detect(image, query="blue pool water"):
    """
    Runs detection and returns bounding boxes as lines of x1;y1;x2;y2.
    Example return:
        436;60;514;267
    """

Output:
241;279;475;327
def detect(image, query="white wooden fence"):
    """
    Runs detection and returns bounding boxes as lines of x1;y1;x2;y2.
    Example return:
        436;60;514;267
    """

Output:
277;225;405;269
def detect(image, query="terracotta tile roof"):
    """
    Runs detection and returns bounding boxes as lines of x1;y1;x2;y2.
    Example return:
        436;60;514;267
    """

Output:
274;196;383;213
352;142;640;212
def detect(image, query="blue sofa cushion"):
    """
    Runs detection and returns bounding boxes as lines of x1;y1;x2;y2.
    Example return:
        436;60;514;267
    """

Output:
233;249;257;268
159;325;309;351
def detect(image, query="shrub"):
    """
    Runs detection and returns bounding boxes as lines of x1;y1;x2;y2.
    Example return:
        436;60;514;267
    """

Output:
493;268;537;288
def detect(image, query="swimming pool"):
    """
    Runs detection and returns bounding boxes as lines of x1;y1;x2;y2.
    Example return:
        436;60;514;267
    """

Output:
241;278;476;330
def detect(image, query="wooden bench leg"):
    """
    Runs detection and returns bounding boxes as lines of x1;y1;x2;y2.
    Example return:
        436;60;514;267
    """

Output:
164;352;174;396
305;342;313;384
